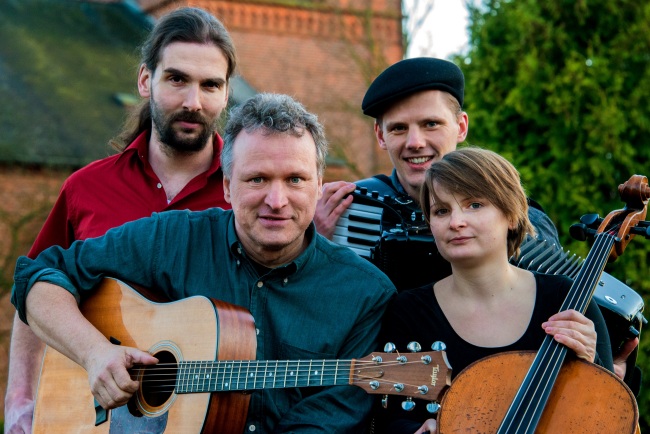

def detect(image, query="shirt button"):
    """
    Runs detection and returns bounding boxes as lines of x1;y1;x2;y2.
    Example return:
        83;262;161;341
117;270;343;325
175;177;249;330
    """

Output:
257;281;263;288
283;277;288;284
156;183;162;189
248;425;256;432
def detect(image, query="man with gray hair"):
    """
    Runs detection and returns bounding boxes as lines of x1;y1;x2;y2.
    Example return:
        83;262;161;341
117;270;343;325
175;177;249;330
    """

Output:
11;93;396;432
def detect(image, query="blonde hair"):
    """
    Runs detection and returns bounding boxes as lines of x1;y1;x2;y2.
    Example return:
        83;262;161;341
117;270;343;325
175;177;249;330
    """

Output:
420;147;535;258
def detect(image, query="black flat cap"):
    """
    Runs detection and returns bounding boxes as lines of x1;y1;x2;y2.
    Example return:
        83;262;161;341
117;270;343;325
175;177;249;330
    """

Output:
362;57;464;118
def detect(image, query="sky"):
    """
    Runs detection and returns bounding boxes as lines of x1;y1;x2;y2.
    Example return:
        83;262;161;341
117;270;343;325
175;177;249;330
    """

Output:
404;0;470;59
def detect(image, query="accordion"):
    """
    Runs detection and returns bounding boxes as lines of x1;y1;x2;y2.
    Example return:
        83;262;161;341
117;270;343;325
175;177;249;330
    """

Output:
332;187;447;289
332;187;646;351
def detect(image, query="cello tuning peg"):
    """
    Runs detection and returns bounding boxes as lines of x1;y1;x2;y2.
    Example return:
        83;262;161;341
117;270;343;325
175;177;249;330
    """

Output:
383;342;396;353
426;401;441;414
569;223;595;242
580;213;602;227
407;341;421;352
630;224;650;239
401;397;416;411
431;341;446;351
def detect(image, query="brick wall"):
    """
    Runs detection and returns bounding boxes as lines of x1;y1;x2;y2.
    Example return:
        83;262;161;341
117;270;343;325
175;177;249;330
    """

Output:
145;0;404;179
0;166;71;419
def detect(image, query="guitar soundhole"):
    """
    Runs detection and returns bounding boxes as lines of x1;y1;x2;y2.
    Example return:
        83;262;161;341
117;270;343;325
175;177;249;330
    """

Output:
140;350;178;408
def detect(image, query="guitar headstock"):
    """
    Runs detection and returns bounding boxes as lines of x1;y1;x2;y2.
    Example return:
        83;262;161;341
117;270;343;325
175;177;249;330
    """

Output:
350;346;452;404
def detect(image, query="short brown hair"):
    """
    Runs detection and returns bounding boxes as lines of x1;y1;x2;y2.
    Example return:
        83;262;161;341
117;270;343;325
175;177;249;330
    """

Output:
420;146;535;258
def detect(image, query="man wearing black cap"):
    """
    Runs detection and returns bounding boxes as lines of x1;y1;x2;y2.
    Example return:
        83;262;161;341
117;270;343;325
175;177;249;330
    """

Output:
314;56;638;392
315;57;558;248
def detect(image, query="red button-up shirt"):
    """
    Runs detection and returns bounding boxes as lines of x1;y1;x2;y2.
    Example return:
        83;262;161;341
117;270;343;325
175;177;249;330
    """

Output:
28;130;230;258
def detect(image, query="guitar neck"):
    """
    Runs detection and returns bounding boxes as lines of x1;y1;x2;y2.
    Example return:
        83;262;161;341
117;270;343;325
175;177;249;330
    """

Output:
175;359;354;393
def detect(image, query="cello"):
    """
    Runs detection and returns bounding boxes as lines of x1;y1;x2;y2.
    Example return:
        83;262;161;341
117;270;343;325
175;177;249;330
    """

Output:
436;174;646;433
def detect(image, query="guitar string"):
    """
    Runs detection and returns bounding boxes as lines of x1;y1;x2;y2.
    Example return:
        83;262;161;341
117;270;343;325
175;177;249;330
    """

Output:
123;359;444;395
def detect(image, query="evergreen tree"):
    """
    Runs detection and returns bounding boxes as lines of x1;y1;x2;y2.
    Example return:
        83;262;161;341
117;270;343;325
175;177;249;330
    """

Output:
456;0;650;428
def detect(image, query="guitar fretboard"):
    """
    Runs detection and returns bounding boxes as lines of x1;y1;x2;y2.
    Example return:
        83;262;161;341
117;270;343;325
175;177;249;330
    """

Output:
175;359;354;393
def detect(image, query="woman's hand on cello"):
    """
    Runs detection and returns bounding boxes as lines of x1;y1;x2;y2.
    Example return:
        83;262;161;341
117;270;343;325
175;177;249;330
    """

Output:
542;309;597;362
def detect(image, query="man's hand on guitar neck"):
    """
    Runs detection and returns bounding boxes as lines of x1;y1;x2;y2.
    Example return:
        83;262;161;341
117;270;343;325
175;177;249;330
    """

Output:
314;181;356;239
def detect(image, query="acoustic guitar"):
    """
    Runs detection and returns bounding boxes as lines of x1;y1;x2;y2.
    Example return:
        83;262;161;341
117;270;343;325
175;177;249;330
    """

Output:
32;277;451;433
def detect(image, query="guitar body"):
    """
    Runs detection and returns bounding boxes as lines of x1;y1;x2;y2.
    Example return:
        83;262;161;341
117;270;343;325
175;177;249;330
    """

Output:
437;351;639;433
33;278;257;434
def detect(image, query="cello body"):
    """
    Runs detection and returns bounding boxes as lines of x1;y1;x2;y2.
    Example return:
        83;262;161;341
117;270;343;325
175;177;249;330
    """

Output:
437;351;639;433
436;175;648;433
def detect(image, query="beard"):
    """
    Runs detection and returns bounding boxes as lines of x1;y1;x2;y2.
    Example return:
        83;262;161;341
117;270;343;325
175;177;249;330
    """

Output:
150;97;218;154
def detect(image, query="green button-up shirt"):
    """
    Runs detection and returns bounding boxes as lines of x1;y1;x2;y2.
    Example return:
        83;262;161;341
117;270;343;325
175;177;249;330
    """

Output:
13;208;396;433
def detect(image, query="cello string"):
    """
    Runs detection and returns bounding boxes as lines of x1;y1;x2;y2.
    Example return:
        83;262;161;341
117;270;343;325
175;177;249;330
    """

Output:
514;232;612;433
502;231;614;433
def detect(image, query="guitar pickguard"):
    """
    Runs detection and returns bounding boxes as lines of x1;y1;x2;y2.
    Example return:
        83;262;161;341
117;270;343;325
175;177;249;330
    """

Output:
110;406;168;434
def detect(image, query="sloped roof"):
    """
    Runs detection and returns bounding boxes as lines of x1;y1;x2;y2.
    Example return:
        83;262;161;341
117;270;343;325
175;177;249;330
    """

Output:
0;0;153;167
0;0;255;168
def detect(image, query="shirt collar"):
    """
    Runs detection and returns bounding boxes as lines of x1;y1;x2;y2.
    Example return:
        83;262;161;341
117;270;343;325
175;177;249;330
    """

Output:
116;130;225;177
390;168;410;197
227;215;316;277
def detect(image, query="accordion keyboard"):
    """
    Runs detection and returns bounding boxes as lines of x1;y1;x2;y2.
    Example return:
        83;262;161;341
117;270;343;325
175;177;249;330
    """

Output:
332;202;383;258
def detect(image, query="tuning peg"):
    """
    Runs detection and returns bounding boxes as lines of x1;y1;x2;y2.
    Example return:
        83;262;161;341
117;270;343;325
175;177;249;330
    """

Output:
569;223;587;241
431;341;446;351
569;223;597;242
570;214;602;242
401;397;416;411
417;385;429;395
426;402;441;414
580;213;602;227
407;341;422;352
382;395;389;409
384;342;396;353
630;223;650;239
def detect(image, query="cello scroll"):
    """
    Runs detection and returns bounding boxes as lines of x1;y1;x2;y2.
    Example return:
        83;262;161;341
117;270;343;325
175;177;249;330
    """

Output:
597;175;650;260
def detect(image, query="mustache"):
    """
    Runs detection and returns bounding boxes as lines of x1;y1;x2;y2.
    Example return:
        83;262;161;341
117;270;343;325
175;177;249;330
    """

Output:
170;111;209;126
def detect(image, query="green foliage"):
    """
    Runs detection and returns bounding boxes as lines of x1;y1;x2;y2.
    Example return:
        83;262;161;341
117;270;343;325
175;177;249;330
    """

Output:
456;0;650;428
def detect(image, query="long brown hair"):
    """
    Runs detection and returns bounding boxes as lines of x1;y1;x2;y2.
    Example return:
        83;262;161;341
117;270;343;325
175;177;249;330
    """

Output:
110;7;237;151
